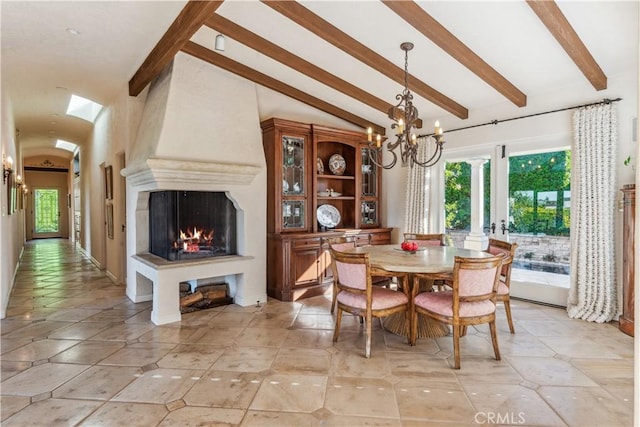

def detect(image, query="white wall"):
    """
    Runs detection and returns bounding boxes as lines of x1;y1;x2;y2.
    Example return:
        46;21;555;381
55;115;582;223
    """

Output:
0;90;24;318
74;82;147;282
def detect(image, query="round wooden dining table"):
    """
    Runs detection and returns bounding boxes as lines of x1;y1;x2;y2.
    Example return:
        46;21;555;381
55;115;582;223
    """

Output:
349;244;494;339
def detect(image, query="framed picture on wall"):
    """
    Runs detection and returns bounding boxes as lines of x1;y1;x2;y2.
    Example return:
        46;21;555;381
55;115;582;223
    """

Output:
106;202;114;239
105;165;113;200
7;172;14;215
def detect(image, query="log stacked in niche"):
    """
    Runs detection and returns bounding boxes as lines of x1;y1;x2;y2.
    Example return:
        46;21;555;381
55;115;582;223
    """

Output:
179;282;233;313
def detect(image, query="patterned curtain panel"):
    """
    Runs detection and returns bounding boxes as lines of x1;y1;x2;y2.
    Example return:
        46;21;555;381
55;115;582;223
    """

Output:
567;103;617;322
404;142;431;234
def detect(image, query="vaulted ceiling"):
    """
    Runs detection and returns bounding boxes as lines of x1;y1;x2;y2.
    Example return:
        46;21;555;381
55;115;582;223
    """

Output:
2;1;637;158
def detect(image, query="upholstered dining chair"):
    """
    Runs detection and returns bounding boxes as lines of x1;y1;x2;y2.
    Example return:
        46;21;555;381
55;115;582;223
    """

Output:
404;233;446;291
330;248;410;358
325;236;391;314
412;254;504;369
486;239;518;333
324;236;357;314
403;233;444;247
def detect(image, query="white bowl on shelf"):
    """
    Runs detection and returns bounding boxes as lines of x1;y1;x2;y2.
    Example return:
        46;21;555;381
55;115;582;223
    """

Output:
330;191;342;197
318;191;330;197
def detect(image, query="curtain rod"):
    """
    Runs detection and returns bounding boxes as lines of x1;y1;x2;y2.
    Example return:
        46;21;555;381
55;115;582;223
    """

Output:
418;97;622;138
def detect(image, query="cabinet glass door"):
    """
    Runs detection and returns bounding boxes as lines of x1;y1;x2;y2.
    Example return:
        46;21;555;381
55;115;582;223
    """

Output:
360;148;379;227
282;135;306;230
283;200;305;229
361;201;377;225
282;136;305;196
361;148;377;197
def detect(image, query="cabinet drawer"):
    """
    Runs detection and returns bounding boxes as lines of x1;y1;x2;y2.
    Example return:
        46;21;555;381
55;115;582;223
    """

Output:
292;237;322;248
368;233;390;244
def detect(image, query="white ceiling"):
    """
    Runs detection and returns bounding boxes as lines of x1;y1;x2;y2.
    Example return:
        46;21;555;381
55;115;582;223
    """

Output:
2;1;638;159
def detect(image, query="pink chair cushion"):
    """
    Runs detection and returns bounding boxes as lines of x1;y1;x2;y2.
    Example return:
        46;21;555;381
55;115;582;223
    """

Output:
337;287;408;310
497;280;509;296
335;261;367;290
457;267;498;297
414;291;496;318
406;239;440;247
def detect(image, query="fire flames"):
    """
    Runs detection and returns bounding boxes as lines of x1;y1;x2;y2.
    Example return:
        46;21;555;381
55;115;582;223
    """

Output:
174;227;214;253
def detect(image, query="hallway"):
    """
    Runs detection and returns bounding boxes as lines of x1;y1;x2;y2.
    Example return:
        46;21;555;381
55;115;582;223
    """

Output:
0;239;634;426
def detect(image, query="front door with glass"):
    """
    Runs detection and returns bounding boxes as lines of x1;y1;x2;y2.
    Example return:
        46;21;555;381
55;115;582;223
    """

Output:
33;188;63;239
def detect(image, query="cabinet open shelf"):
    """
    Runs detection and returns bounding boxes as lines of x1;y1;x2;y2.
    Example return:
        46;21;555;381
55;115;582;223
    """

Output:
317;196;354;201
317;174;354;180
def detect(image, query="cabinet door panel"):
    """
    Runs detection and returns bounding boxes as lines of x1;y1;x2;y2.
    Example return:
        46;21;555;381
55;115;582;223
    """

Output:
292;248;321;286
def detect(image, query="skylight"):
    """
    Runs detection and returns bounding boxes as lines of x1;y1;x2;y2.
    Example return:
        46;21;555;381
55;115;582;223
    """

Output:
65;94;103;123
55;139;78;153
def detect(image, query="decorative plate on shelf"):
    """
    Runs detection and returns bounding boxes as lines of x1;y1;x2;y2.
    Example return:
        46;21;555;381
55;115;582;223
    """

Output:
317;157;324;174
328;154;346;176
317;204;341;228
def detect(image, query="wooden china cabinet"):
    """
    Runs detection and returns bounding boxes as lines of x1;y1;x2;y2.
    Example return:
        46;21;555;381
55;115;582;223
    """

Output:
261;118;391;301
619;184;635;336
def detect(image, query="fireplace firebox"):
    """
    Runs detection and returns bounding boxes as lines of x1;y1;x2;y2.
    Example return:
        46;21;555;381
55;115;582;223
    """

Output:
149;191;237;261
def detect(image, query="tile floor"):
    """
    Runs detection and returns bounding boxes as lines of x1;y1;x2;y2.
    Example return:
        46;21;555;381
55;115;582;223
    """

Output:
0;239;634;426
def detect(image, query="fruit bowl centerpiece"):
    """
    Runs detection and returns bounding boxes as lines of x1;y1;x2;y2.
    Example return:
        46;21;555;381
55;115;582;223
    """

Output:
400;241;419;254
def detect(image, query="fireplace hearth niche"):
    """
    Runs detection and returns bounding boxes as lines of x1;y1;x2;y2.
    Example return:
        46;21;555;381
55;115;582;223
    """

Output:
149;191;237;261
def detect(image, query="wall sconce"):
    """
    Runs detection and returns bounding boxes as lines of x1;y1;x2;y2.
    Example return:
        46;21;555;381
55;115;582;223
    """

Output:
215;34;225;51
3;155;13;185
15;174;22;187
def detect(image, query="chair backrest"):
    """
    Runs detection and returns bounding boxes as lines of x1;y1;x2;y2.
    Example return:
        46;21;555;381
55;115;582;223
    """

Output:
329;248;371;292
452;255;503;300
486;239;517;278
403;233;444;247
324;236;357;252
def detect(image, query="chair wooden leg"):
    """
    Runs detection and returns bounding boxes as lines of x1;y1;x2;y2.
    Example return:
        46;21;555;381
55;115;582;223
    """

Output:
503;298;515;334
453;323;461;369
489;320;501;361
365;312;373;358
333;308;343;342
330;283;337;314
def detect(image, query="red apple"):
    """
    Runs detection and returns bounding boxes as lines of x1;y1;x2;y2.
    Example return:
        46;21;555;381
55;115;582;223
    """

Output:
401;241;418;252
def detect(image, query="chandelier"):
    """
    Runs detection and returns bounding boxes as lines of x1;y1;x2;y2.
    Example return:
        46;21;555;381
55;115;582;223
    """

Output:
367;42;445;169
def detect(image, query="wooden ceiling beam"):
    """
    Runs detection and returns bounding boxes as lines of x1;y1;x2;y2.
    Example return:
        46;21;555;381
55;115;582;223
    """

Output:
263;1;468;119
204;14;392;115
527;0;606;91
181;41;386;135
383;0;527;108
128;1;224;96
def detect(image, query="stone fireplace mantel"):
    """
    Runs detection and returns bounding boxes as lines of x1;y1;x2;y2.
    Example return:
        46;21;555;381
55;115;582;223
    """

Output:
121;157;261;189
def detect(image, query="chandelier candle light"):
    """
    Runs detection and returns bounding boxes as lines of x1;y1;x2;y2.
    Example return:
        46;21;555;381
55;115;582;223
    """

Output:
367;42;446;169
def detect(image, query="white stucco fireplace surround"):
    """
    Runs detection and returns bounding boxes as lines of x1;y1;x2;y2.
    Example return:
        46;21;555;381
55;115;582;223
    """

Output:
122;53;267;325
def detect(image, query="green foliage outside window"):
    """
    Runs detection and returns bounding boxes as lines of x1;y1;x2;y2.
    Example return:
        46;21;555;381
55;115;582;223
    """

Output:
508;151;571;236
444;150;571;236
445;161;490;231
